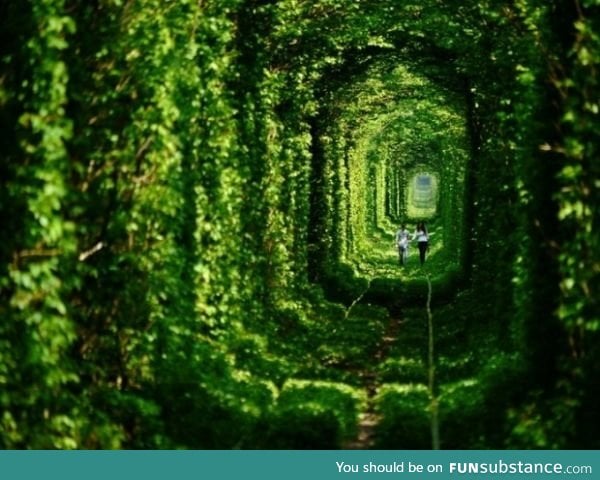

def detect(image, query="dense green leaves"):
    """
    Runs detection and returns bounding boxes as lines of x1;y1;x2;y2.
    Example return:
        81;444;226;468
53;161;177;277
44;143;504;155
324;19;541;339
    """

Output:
0;0;598;448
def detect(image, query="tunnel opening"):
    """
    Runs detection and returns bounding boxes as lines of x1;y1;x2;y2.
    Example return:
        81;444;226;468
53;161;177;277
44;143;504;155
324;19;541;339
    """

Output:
311;59;470;296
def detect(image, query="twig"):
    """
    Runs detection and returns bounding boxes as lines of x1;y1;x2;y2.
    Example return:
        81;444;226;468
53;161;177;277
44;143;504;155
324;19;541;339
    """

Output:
78;241;104;262
14;248;61;262
345;278;372;319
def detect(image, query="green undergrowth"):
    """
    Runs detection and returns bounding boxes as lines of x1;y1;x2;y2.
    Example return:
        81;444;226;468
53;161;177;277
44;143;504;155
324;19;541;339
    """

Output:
149;290;382;448
320;264;464;311
164;275;526;449
202;277;531;449
369;287;529;449
260;379;366;449
244;294;389;386
374;383;431;449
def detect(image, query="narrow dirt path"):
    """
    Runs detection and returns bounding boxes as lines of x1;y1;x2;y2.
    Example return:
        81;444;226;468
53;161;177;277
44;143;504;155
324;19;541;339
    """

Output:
343;313;403;449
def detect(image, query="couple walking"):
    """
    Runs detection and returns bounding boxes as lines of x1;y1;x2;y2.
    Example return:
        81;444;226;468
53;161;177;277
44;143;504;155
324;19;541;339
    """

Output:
395;222;429;266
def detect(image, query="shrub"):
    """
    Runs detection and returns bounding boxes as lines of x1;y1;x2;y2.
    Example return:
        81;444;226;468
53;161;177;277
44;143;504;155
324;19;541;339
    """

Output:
374;383;431;448
157;346;277;449
377;357;427;384
320;305;387;369
321;264;369;305
438;379;486;448
262;403;342;449
229;332;291;385
262;380;366;448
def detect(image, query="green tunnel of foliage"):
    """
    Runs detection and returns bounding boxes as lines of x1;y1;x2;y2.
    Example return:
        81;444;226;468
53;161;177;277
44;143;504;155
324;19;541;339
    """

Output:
0;0;598;448
314;59;469;284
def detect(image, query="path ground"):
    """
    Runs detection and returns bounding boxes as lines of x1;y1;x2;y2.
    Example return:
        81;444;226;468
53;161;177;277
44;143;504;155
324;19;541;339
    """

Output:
342;314;405;449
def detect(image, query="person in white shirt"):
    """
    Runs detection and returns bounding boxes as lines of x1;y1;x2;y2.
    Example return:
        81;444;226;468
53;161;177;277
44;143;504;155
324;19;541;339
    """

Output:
414;222;429;266
395;224;411;265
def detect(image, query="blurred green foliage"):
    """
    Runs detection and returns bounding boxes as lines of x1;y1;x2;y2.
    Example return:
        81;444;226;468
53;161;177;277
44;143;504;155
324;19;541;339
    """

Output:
374;384;431;449
262;379;365;448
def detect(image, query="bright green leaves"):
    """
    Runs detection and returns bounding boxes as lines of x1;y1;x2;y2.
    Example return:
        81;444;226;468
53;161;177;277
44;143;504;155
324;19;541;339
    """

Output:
0;0;80;449
554;4;600;339
516;64;536;86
